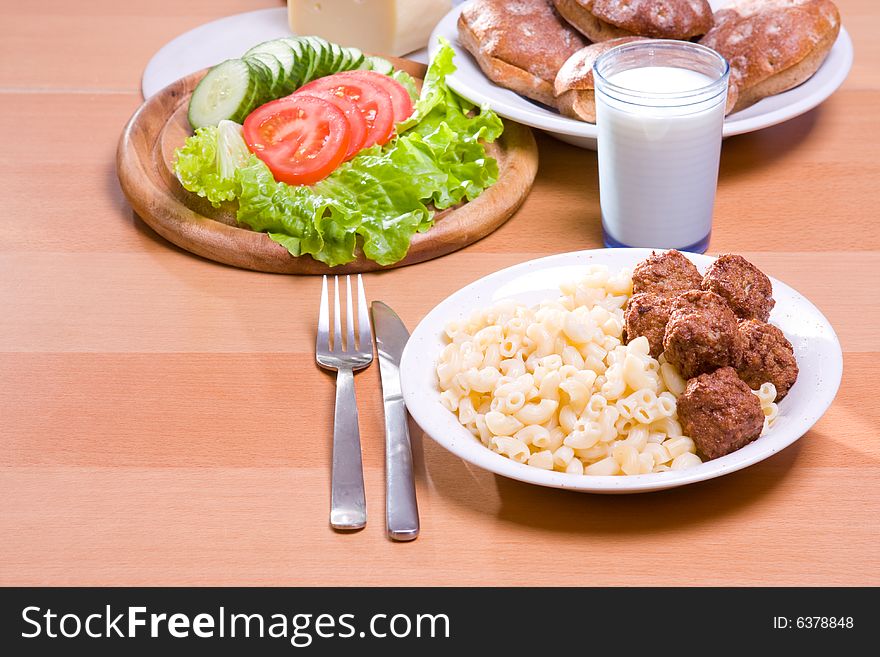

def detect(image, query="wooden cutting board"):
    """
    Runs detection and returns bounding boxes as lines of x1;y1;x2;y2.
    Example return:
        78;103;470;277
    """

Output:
116;59;539;275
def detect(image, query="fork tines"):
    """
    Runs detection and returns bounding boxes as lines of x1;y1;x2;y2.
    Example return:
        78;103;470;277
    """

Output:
317;274;372;355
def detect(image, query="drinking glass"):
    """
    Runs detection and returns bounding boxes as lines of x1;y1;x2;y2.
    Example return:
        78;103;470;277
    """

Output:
593;40;730;253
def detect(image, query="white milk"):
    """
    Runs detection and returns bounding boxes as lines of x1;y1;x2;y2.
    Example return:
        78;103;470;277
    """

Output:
595;64;727;251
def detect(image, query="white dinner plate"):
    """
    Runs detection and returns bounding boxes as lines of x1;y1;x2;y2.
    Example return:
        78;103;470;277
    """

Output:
429;1;854;149
400;249;842;494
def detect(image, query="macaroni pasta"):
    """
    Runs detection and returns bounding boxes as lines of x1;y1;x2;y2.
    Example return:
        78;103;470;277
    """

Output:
436;265;700;476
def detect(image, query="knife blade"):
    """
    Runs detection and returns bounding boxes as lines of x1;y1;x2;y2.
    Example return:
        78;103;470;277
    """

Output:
371;301;420;541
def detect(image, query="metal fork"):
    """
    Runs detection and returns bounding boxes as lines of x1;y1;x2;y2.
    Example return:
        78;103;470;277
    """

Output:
316;274;373;530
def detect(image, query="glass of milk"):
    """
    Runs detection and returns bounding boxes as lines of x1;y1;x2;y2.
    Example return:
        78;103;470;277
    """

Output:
593;40;729;253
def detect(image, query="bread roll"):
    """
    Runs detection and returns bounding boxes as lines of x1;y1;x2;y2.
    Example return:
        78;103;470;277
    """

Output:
552;0;714;42
457;0;588;107
554;37;649;123
700;0;841;114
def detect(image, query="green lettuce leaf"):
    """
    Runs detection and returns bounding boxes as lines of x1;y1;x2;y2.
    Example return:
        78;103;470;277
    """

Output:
173;120;255;207
391;69;419;102
173;41;504;267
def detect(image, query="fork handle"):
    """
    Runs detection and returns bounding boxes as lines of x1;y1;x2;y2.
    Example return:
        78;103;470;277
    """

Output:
330;366;367;530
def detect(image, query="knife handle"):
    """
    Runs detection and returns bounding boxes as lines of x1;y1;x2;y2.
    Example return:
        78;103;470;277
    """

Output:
385;398;419;541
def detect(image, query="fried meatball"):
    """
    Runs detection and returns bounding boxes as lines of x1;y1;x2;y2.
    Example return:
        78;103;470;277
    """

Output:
669;288;732;316
624;293;671;357
663;290;741;379
677;366;764;460
736;319;799;401
701;254;775;322
632;250;703;297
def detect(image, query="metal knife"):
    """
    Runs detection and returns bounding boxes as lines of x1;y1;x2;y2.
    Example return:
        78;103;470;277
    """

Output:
370;301;420;541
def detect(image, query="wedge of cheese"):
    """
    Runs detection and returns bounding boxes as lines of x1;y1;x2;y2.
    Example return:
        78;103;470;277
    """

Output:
288;0;451;56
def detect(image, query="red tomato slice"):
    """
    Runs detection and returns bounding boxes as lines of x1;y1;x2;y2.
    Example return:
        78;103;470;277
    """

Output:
243;95;350;186
292;89;368;160
332;70;414;126
296;75;394;149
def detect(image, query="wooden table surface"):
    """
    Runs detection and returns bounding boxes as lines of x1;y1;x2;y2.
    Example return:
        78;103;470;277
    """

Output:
1;0;878;586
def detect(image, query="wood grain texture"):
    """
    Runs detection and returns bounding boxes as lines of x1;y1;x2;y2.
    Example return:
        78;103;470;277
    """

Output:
116;60;538;274
1;0;879;586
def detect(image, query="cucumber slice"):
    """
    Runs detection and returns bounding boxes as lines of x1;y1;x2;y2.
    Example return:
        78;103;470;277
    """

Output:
245;39;290;67
328;43;344;73
188;59;256;129
281;38;309;91
243;57;274;107
244;52;282;97
298;38;318;84
302;36;331;81
338;47;351;72
366;56;394;75
317;37;335;77
247;40;297;93
345;47;365;71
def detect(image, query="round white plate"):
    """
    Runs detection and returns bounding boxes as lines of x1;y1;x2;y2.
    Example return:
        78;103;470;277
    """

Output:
430;1;854;149
400;249;842;494
141;7;431;99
